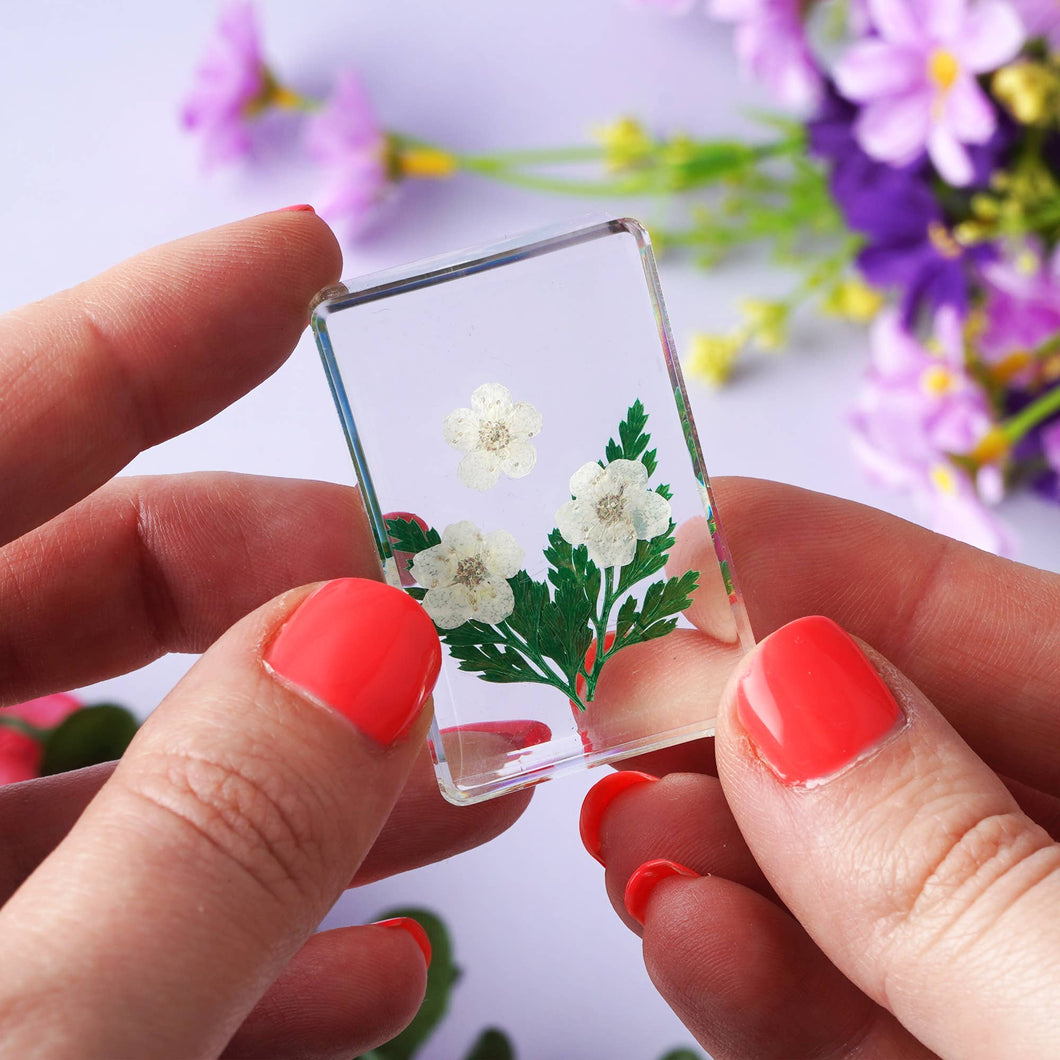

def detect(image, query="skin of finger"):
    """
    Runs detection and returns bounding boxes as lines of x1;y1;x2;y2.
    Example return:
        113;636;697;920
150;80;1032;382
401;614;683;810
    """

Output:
223;925;428;1059
0;473;378;704
679;477;1060;795
639;874;936;1060
716;637;1060;1058
0;211;341;547
594;772;775;933
0;584;432;1058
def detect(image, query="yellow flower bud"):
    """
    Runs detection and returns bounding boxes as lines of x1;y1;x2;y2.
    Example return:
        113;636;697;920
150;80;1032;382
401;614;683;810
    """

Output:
992;61;1060;125
686;333;742;386
739;298;789;351
969;426;1010;465
821;278;884;323
594;117;653;172
397;146;457;179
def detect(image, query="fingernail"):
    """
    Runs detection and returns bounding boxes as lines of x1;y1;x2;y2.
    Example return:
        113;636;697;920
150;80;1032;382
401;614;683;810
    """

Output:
265;579;441;747
624;859;699;926
579;771;657;866
374;917;432;967
277;203;315;212
735;615;902;786
441;720;552;747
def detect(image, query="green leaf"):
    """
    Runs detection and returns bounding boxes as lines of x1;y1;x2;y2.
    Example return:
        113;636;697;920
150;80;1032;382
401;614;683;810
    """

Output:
613;569;699;652
40;704;139;776
464;1028;516;1060
658;1050;704;1060
605;399;659;477
385;516;441;555
370;909;459;1060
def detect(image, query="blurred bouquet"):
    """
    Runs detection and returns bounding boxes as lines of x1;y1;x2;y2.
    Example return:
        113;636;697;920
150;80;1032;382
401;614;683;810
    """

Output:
0;694;138;786
183;0;1060;554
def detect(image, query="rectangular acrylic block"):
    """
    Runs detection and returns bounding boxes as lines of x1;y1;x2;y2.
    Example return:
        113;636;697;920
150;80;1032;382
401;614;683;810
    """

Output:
312;218;754;805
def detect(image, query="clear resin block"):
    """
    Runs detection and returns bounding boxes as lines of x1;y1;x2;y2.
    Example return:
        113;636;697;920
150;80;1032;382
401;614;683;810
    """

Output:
312;218;754;804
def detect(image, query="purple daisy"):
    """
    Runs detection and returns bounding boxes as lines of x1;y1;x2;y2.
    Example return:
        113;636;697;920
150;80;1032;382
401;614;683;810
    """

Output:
181;2;267;168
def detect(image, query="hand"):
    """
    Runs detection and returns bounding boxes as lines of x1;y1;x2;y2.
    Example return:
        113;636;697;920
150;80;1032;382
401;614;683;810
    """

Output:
0;212;532;1058
581;478;1060;1059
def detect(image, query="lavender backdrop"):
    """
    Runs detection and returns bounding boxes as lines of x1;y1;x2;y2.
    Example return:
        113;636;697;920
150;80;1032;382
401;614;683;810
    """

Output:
2;2;1057;1057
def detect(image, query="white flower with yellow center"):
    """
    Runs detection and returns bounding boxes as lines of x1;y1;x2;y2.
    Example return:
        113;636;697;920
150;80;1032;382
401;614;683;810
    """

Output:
410;521;524;629
443;383;542;491
555;459;672;569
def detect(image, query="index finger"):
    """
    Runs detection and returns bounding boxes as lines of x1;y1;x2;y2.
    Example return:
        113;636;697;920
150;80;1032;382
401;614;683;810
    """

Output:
672;477;1060;794
0;210;341;546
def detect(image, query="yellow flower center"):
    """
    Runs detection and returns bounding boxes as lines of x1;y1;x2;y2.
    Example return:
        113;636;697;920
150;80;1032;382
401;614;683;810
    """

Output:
928;49;960;93
929;463;958;496
969;426;1010;465
921;364;957;396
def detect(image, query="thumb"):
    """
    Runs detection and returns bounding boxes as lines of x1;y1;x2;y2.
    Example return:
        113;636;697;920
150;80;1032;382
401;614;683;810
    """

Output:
716;615;1060;1060
0;578;440;1059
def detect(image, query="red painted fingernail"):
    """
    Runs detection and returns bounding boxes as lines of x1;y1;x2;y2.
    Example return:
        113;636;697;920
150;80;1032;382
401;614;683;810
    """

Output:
266;579;441;747
374;917;432;967
624;859;699;926
735;615;902;786
441;720;552;747
579;771;657;866
277;203;315;212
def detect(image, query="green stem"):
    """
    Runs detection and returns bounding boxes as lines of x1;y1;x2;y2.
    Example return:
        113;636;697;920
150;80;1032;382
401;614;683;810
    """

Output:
455;158;650;197
0;715;50;741
1001;378;1060;444
460;145;607;167
583;568;617;705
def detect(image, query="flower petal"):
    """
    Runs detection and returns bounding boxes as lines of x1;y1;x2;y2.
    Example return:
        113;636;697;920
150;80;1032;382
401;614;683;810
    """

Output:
457;449;502;491
584;524;638;569
422;584;475;629
943;76;996;143
867;0;922;43
956;0;1025;70
556;499;589;546
470;382;513;414
925;0;968;40
499;437;537;479
629;490;673;540
506;401;543;438
408;543;456;589
468;577;516;625
928;124;974;184
855;92;932;164
604;458;650;490
569;461;605;497
482;530;525;578
442;407;481;451
834;41;923;101
440;520;485;556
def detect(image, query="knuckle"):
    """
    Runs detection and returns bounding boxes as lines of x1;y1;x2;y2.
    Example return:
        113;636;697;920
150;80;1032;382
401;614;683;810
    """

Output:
121;746;332;910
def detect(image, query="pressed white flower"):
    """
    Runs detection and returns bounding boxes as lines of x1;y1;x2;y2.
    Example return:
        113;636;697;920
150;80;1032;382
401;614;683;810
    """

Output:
556;459;672;569
443;383;542;491
410;520;524;628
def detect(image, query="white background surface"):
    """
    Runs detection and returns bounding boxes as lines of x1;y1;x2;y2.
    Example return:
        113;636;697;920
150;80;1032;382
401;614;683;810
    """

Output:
2;3;1057;1058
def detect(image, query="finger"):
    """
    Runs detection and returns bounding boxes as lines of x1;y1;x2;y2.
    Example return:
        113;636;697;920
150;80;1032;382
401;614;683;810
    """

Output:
0;473;377;702
0;579;440;1058
633;873;934;1060
224;921;430;1059
0;210;340;546
670;477;1060;794
0;740;533;903
717;615;1060;1058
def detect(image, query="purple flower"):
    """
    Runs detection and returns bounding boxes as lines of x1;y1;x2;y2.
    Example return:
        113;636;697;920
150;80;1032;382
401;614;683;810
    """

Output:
1006;385;1060;502
305;72;389;238
708;0;823;109
181;2;267;168
834;0;1024;186
1008;0;1060;45
851;309;1013;554
1042;419;1060;475
980;244;1060;381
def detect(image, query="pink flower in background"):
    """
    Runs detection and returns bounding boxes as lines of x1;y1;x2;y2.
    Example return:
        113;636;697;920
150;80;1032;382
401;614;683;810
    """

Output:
834;0;1024;185
181;2;268;167
709;0;823;109
305;71;389;237
0;694;80;786
851;309;1012;554
980;244;1060;381
627;0;698;11
1042;420;1060;474
1008;0;1060;45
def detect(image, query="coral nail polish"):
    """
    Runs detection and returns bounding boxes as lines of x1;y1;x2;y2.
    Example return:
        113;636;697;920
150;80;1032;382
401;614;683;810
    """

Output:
579;771;657;866
374;918;432;967
265;579;441;747
624;859;700;926
441;720;552;747
735;615;902;785
277;203;315;212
